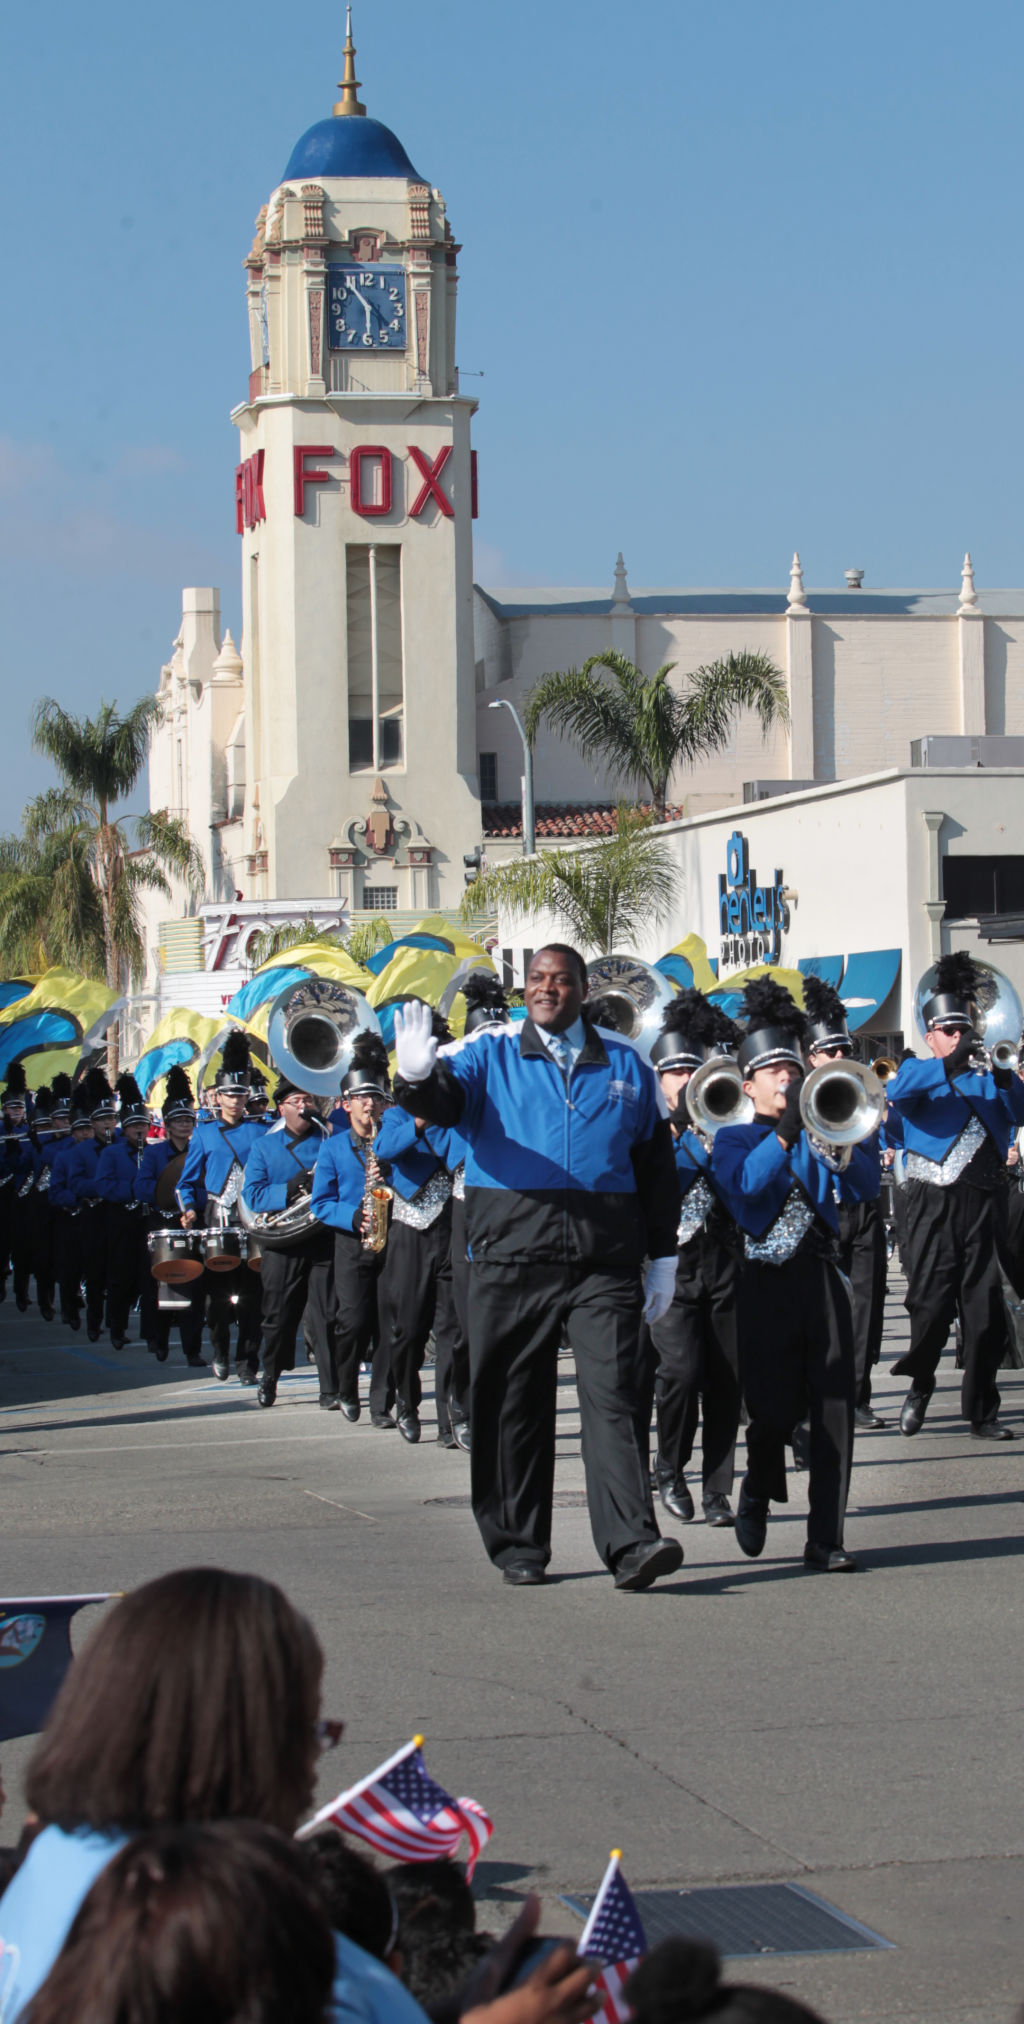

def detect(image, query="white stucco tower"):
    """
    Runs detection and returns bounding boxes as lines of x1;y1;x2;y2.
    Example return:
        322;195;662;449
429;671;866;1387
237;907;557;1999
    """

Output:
232;14;481;913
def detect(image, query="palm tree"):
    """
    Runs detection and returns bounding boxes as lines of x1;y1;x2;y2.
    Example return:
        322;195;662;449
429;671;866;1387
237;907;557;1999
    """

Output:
1;697;206;1077
460;807;679;956
524;648;789;822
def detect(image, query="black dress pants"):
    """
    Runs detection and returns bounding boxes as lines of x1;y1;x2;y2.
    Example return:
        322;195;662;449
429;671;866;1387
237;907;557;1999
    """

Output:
893;1178;1009;1425
142;1219;205;1360
443;1197;472;1430
330;1232;388;1408
259;1231;334;1386
206;1260;261;1369
468;1260;659;1573
106;1204;143;1341
737;1248;855;1551
837;1198;888;1409
53;1209;81;1321
379;1208;459;1423
645;1229;741;1496
30;1191;55;1314
78;1203;108;1332
9;1191;33;1305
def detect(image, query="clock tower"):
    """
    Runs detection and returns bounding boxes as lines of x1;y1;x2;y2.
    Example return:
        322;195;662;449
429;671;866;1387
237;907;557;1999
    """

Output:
232;13;481;913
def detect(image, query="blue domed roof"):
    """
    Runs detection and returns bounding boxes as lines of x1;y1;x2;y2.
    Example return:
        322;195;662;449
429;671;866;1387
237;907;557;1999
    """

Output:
283;115;423;183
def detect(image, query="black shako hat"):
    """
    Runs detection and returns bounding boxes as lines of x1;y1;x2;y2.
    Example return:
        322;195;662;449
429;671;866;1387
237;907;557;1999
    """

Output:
215;1029;252;1092
341;1033;391;1101
2;1060;28;1107
162;1065;196;1121
84;1067;117;1119
51;1072;74;1118
920;951;979;1031
116;1072;148;1125
803;975;852;1054
736;978;807;1076
650;990;739;1073
461;972;511;1035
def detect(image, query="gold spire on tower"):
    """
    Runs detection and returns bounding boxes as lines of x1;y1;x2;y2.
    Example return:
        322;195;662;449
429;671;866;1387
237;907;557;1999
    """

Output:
333;7;367;117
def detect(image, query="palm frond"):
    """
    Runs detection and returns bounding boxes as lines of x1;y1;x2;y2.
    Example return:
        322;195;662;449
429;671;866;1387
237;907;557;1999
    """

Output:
32;695;162;807
462;809;679;955
134;809;206;898
673;651;789;763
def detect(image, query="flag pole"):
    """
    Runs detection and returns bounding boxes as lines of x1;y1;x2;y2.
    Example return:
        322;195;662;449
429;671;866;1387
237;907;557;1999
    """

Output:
296;1733;425;1839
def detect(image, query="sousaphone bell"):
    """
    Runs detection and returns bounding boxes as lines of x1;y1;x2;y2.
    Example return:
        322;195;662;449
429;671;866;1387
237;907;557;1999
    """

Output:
585;954;677;1061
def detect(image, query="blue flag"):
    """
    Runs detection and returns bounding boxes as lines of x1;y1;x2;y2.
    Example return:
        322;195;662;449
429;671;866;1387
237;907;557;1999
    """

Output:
0;1596;109;1742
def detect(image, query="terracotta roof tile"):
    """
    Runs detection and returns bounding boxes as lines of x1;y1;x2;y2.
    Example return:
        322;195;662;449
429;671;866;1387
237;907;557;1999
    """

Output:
481;802;685;839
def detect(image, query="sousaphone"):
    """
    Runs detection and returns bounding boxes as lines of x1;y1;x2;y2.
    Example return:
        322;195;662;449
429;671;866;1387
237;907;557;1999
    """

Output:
585;954;677;1061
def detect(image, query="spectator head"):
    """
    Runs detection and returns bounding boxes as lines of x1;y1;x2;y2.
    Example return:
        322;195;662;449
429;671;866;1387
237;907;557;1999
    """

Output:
401;1928;493;2018
387;1856;477;1939
625;1941;828;2024
21;1820;335;2024
305;1829;398;1963
26;1568;323;1836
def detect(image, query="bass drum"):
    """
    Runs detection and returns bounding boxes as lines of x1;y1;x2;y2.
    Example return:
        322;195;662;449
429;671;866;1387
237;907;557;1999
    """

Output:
201;1228;244;1274
148;1229;203;1284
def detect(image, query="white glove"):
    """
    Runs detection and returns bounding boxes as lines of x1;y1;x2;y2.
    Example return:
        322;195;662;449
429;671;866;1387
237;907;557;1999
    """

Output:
394;1001;439;1084
643;1255;678;1326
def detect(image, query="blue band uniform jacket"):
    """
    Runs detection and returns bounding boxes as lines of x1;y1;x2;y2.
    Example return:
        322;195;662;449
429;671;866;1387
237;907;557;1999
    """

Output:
712;1121;880;1263
310;1129;392;1237
886;1055;1024;1183
177;1117;268;1213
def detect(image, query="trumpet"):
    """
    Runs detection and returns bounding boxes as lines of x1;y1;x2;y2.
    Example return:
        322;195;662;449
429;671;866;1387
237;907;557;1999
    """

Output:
871;1056;899;1084
970;1038;1020;1075
685;1055;754;1139
800;1060;886;1170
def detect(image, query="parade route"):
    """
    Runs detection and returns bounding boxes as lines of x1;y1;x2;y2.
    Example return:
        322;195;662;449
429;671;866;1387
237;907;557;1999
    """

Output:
3;1280;1024;2024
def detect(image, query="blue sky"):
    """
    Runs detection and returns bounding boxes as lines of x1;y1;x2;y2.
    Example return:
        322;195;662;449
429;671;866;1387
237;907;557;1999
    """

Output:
3;0;1024;827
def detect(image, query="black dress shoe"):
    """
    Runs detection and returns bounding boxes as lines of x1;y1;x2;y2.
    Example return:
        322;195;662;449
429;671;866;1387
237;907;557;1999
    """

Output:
16;1297;29;1313
339;1398;361;1422
452;1419;471;1451
854;1406;886;1430
319;1396;341;1412
659;1478;695;1522
971;1418;1015;1440
87;1324;102;1343
614;1536;684;1592
502;1562;546;1586
436;1428;457;1449
257;1379;277;1408
39;1303;55;1322
154;1339;170;1363
702;1491;735;1528
397;1413;421;1444
735;1480;769;1558
370;1410;396;1429
900;1384;933;1436
212;1354;230;1382
237;1365;258;1387
110;1335;126;1352
804;1541;857;1573
186;1354;207;1367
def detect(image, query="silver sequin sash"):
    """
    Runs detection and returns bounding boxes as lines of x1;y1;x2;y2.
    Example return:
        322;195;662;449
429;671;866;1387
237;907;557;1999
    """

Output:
452;1163;465;1202
678;1176;714;1245
744;1188;815;1266
904;1116;987;1189
392;1168;453;1230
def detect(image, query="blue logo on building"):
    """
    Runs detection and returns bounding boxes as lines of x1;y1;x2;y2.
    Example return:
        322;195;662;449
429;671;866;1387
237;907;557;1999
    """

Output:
718;832;788;970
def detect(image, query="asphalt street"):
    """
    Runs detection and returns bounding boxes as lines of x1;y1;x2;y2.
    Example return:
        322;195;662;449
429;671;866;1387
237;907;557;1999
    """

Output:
2;1275;1024;2024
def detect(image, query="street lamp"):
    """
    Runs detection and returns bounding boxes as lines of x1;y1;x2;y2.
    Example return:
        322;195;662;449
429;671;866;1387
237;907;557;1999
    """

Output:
488;698;535;857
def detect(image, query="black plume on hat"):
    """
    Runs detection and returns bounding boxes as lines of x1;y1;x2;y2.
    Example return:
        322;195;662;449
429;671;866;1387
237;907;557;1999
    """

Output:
661;989;725;1051
462;972;507;1013
3;1061;27;1100
163;1065;195;1117
216;1029;252;1085
116;1073;146;1111
249;1065;268;1090
934;951;980;998
52;1072;73;1105
83;1067;115;1113
741;977;807;1040
707;1001;741;1050
342;1030;391;1098
802;975;847;1030
33;1084;53;1118
432;1009;453;1045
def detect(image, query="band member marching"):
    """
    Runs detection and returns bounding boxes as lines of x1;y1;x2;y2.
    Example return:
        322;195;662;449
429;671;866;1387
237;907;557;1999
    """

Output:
25;1084;59;1321
66;1071;119;1342
712;980;881;1573
242;1078;334;1410
95;1075;151;1352
177;1030;265;1385
309;1035;393;1421
642;991;744;1529
886;952;1024;1439
134;1067;206;1366
0;1064;34;1310
803;976;889;1432
49;1085;94;1330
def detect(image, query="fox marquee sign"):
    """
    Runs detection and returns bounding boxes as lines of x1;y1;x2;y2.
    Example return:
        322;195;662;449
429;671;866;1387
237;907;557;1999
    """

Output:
718;830;789;972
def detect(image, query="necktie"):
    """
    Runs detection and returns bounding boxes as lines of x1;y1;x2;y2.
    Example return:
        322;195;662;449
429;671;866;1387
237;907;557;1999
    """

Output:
551;1035;570;1076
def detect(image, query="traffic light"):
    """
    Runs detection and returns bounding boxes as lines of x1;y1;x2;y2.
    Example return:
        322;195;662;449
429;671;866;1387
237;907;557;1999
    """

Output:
463;844;484;888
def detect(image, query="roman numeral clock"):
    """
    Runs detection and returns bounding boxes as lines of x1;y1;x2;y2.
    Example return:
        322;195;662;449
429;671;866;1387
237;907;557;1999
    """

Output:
329;263;408;349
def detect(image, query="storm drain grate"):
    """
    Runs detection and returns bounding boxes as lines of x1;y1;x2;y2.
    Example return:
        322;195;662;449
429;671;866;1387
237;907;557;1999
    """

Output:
425;1490;590;1509
560;1883;893;1958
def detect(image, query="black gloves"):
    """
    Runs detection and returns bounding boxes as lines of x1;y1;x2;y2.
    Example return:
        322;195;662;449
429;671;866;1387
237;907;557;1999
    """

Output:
944;1029;978;1081
285;1170;311;1203
776;1079;803;1147
993;1061;1015;1091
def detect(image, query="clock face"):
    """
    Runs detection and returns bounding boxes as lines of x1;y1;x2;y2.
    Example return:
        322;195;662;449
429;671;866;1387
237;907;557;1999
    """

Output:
328;263;408;351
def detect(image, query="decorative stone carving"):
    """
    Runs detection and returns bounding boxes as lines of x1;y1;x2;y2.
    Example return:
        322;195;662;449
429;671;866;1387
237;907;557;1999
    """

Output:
246;206;268;269
958;550;980;614
308;288;324;378
415;293;429;375
786;551;809;615
352;229;381;261
409;183;431;241
301;183;326;240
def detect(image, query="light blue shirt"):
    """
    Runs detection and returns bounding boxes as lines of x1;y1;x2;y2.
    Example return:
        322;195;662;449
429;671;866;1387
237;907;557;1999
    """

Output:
536;1015;588;1075
0;1824;430;2024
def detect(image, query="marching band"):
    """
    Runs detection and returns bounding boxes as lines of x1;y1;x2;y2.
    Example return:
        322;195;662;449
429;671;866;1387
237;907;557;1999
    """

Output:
4;944;1024;1586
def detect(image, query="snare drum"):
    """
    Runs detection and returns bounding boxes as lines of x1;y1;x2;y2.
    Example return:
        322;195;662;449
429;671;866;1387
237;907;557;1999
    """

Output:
148;1229;203;1284
201;1227;244;1273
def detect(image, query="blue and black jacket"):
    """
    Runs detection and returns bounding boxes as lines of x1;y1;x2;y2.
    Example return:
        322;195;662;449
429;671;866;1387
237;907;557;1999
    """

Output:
310;1129;390;1237
135;1139;204;1221
0;1124;32;1195
67;1134;122;1208
886;1055;1024;1161
177;1117;267;1212
95;1137;146;1205
373;1108;448;1202
49;1135;87;1212
712;1120;879;1239
243;1120;325;1214
394;1018;680;1267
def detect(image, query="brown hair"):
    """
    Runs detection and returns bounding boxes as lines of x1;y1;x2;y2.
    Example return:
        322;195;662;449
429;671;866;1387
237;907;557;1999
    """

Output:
21;1821;335;2024
26;1567;323;1834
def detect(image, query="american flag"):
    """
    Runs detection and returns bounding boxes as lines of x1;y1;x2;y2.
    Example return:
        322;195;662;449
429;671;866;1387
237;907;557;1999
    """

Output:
298;1736;493;1879
578;1852;647;2024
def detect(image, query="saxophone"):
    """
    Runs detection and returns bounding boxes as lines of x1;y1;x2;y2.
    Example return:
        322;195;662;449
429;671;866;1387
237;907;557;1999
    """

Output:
361;1120;393;1253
